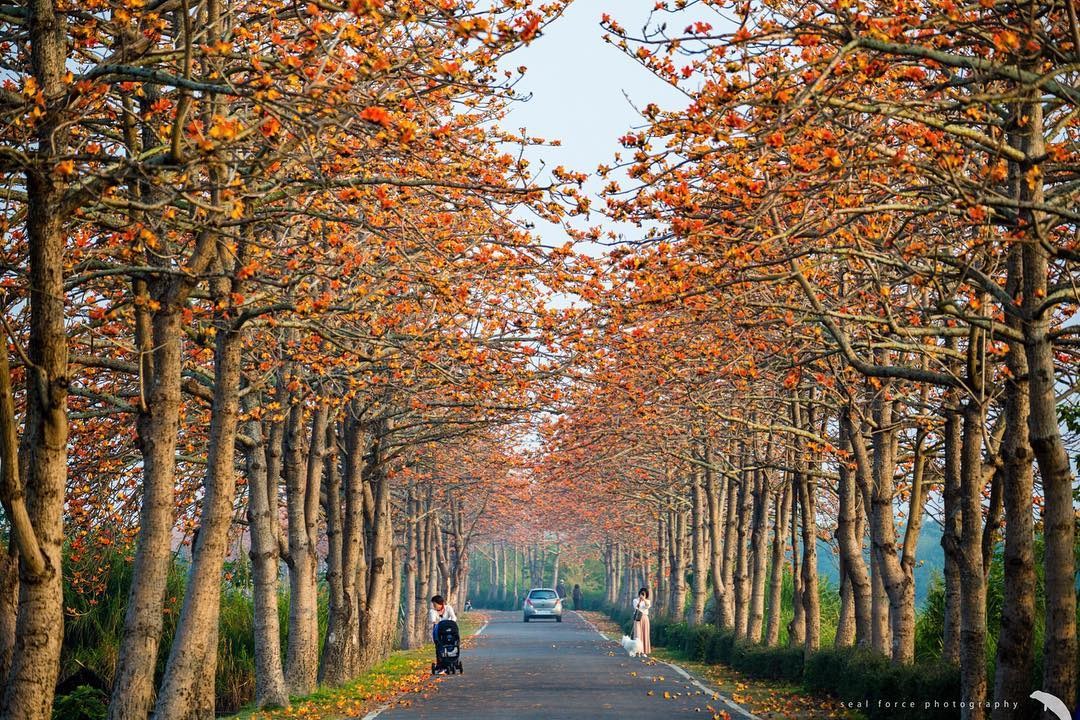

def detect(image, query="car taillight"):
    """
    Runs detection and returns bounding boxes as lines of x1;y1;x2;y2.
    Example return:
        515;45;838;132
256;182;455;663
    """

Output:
555;599;562;607
525;598;533;606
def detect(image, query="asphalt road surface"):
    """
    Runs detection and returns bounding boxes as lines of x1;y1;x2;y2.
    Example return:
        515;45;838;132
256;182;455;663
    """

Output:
370;611;756;720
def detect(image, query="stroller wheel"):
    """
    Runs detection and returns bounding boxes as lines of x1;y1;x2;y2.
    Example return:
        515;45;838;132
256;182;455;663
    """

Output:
431;663;436;675
457;661;463;674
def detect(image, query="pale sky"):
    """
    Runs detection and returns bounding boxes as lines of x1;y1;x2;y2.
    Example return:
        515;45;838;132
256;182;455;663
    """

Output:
500;0;688;252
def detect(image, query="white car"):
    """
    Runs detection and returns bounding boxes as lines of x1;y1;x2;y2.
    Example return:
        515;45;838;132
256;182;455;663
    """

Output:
523;588;563;622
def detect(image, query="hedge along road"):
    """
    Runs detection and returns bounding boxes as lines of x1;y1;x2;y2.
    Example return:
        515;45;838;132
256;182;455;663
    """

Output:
365;611;758;720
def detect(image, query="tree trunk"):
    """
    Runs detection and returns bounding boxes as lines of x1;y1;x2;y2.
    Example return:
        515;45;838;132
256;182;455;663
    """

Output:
848;393;909;662
110;307;184;720
510;544;518;606
787;481;805;647
733;464;753;639
836;413;871;648
941;392;963;666
415;492;432;643
400;484;418;649
359;421;395;669
109;162;223;719
747;469;770;644
958;333;989;720
1018;97;1077;712
870;557;891;656
283;401;325;695
765;481;790;647
0;546;14;686
721;470;738;629
243;414;288;708
992;249;1036;719
836;563;855;649
655;513;668;618
704;454;728;629
868;381;913;664
670;510;688;621
797;458;820;656
689;467;708;626
322;415;363;684
1;4;69;716
499;543;507;603
152;316;244;719
551;546;561;592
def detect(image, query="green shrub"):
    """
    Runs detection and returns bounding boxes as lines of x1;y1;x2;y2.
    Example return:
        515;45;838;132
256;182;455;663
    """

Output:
648;618;670;646
684;624;717;661
664;622;689;652
707;629;736;664
805;645;961;720
730;641;804;681
52;686;108;720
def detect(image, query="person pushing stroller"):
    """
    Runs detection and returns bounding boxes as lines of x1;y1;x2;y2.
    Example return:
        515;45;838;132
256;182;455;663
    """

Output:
429;595;463;675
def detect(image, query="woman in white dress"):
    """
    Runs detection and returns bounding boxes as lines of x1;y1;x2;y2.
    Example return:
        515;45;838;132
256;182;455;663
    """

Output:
632;588;652;657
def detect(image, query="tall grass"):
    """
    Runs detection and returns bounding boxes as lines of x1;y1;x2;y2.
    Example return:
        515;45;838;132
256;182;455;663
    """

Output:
57;545;185;719
56;546;328;719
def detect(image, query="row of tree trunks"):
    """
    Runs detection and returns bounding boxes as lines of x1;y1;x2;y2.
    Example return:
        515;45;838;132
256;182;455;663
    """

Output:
601;348;1066;720
399;472;485;653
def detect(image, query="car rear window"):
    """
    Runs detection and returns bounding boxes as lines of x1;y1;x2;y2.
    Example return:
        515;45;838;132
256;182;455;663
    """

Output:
529;590;557;599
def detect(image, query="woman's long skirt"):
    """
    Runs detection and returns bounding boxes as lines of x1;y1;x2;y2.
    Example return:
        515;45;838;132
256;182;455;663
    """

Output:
634;615;652;654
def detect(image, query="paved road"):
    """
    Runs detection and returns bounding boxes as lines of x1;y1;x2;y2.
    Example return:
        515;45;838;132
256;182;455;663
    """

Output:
371;611;755;720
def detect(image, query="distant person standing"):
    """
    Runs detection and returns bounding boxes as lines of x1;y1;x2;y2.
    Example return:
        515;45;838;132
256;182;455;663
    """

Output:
632;588;651;658
572;584;583;610
555;580;567;599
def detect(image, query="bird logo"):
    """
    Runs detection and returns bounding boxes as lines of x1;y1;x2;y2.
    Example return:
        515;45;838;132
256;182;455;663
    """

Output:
1029;690;1074;720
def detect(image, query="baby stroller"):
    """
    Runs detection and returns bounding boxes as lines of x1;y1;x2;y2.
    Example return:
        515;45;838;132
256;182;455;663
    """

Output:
431;619;463;675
